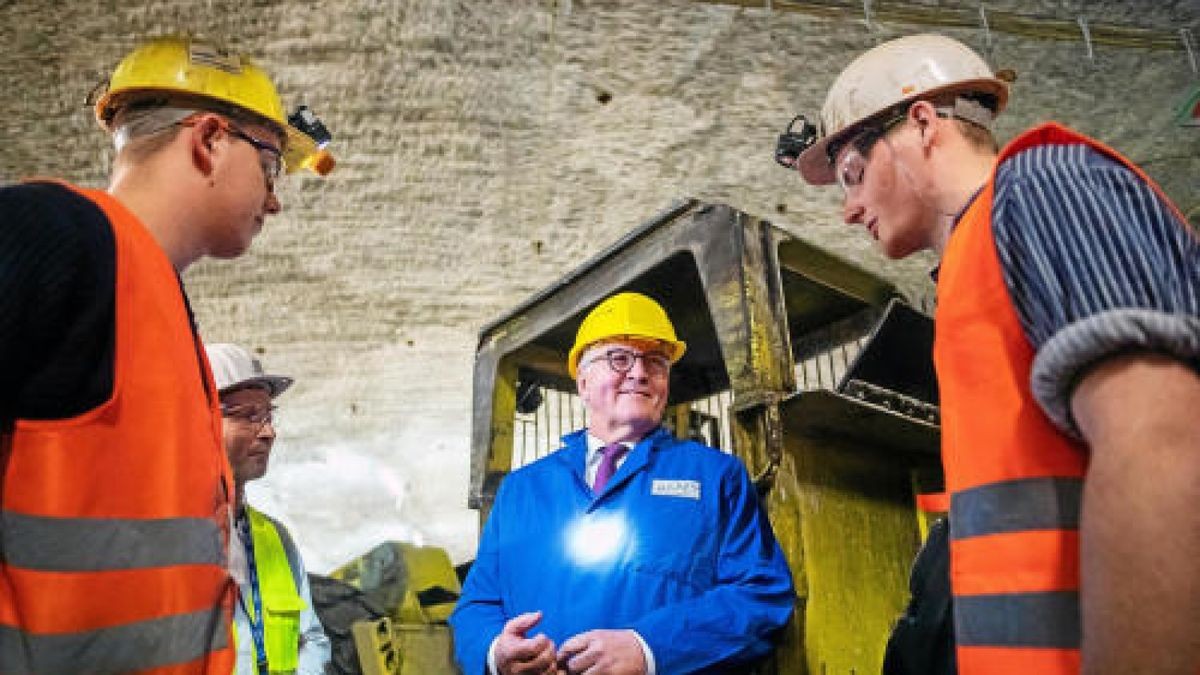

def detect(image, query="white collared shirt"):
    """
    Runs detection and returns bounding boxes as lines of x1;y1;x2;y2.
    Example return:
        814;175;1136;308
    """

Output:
585;433;633;488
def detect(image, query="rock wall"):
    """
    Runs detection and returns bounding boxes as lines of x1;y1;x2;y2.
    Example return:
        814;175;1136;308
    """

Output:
2;0;1197;569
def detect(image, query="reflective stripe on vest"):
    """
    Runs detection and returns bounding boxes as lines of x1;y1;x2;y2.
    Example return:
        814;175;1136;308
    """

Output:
950;476;1082;540
2;513;224;570
955;590;1081;648
0;609;229;675
0;185;235;674
244;507;305;674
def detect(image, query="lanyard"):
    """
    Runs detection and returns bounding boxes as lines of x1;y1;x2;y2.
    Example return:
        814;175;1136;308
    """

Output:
237;512;270;675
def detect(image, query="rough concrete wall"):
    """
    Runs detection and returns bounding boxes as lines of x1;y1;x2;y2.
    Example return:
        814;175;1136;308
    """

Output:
2;0;1197;570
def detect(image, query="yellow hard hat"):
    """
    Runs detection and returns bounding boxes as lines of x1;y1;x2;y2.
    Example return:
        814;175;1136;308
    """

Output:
567;292;687;378
93;36;334;176
797;34;1010;185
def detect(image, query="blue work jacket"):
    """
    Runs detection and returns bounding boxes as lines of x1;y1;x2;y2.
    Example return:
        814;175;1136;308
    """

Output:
450;427;795;674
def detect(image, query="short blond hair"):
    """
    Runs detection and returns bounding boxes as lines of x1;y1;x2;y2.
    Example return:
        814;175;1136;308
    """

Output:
111;105;195;163
110;97;281;165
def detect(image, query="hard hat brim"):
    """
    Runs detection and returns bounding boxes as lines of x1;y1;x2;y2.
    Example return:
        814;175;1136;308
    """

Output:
95;37;336;177
797;77;1009;186
220;374;294;399
97;89;335;176
567;336;687;379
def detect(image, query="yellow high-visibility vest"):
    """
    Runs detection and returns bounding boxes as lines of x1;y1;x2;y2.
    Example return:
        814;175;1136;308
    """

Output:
235;506;307;674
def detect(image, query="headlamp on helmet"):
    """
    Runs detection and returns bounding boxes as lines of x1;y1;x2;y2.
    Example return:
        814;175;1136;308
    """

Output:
92;36;336;177
792;34;1011;186
283;105;336;175
774;114;819;169
289;105;331;149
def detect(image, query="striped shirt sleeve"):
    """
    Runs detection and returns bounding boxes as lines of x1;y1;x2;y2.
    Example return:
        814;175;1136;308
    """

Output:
991;143;1200;438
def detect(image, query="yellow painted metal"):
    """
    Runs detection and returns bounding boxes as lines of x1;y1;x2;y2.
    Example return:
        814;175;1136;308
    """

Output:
667;403;691;442
351;618;458;675
469;203;943;674
392;624;457;675
481;357;518;528
733;384;930;674
398;546;460;624
351;617;401;675
784;434;919;674
733;407;806;674
330;542;462;625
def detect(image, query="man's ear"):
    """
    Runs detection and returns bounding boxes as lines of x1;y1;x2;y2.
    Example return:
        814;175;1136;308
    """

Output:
188;114;224;176
909;100;946;152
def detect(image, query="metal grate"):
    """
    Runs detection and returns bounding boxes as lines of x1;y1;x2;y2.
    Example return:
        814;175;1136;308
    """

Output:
513;388;588;470
511;389;736;471
508;332;873;472
681;391;735;452
795;335;865;392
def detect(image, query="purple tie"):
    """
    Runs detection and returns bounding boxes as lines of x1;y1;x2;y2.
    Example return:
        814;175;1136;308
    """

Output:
593;443;628;494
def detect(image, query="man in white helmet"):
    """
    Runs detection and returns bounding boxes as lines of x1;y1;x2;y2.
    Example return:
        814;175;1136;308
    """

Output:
780;33;1199;675
0;36;333;672
451;292;794;675
206;343;331;675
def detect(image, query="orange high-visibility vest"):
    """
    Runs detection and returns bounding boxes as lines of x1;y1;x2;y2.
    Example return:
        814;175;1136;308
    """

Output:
934;122;1189;674
0;185;236;673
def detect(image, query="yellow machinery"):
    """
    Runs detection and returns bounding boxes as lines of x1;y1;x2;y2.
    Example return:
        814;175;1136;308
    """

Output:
467;199;945;674
330;542;461;674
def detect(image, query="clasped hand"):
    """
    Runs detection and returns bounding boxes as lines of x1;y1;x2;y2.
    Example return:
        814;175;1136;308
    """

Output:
495;612;647;675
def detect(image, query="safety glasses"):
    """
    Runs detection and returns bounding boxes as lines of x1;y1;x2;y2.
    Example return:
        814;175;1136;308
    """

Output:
832;113;909;195
221;404;277;427
224;123;283;186
585;348;671;377
177;116;283;191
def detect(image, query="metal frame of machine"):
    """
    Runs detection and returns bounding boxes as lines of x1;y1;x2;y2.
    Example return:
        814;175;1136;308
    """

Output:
469;199;944;674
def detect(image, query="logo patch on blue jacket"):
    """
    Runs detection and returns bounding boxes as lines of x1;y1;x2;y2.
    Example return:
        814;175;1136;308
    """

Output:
651;479;700;500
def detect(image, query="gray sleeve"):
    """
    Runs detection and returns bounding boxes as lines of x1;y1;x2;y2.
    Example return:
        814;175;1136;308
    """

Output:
1031;310;1200;438
992;143;1200;437
296;567;333;675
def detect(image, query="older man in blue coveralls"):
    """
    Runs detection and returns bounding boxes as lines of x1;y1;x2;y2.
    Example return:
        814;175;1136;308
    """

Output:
451;292;795;675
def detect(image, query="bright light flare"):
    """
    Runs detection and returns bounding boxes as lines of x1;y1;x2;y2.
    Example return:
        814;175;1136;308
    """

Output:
564;513;631;567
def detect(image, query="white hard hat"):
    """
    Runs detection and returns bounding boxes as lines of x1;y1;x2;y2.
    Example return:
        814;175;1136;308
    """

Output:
798;33;1011;185
205;343;293;398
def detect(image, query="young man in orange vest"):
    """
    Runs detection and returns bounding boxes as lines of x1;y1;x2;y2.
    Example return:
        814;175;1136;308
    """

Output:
0;36;333;672
779;33;1199;675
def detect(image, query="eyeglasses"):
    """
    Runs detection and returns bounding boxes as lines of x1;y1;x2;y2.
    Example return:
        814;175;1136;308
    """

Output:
225;123;283;188
177;116;283;191
220;404;277;426
585;348;671;377
831;113;909;195
835;141;871;194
